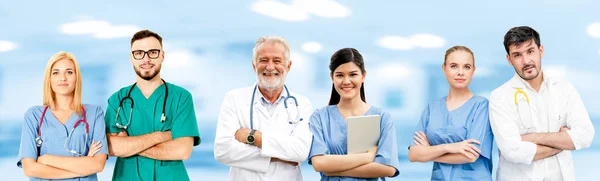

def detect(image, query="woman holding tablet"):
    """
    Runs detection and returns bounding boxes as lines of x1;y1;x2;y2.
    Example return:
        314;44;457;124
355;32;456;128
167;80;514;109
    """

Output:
408;46;493;181
308;48;400;181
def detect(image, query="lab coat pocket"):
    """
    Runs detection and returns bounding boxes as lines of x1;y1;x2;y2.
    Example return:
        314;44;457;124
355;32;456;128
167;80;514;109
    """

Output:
516;100;534;129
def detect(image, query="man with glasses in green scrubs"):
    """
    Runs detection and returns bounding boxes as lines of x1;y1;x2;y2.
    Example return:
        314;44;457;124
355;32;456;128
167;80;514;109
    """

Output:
104;29;201;181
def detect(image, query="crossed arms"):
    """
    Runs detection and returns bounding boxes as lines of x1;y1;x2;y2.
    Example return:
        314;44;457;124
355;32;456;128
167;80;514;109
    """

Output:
311;146;397;178
409;132;482;164
488;86;594;164
309;111;398;178
106;131;194;160
213;92;313;173
21;141;107;179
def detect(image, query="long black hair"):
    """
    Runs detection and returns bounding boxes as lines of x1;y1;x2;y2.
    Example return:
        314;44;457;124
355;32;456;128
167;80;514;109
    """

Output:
328;48;367;105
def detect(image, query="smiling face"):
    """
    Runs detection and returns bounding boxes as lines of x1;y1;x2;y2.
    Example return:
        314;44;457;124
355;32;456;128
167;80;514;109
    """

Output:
253;42;291;91
443;50;475;90
131;37;164;81
331;62;366;100
50;59;77;96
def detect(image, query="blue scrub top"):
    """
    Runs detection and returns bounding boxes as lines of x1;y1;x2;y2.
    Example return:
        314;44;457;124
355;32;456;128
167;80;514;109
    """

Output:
17;104;108;181
308;105;400;181
411;96;493;181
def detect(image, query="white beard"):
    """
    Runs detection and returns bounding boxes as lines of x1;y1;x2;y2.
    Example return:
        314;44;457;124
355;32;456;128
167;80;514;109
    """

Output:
256;69;287;91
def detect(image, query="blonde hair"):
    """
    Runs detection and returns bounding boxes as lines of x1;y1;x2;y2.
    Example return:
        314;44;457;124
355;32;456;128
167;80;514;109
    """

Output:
42;51;83;116
444;45;475;65
252;36;291;65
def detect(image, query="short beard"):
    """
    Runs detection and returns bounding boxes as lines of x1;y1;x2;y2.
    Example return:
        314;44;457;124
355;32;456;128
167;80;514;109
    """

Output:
134;64;161;81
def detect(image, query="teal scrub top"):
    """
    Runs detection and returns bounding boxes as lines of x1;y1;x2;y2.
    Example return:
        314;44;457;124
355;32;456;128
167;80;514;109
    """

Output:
105;82;200;181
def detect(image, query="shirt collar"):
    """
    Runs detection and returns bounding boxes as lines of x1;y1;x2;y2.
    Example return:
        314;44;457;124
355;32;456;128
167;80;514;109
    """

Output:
256;87;285;106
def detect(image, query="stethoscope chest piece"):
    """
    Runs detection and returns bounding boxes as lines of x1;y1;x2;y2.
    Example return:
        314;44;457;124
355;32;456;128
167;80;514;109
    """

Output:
35;137;43;147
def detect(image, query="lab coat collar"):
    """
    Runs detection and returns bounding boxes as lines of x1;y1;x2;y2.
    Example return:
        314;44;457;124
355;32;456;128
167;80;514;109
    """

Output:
250;83;286;105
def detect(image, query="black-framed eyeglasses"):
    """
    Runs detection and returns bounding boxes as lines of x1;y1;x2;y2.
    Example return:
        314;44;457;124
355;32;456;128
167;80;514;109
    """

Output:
131;49;161;60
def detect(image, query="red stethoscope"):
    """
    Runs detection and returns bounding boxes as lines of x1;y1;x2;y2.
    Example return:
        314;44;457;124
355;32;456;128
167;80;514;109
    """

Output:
35;106;89;156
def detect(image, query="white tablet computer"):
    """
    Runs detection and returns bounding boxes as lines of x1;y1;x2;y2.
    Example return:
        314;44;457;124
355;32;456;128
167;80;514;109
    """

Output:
346;115;381;154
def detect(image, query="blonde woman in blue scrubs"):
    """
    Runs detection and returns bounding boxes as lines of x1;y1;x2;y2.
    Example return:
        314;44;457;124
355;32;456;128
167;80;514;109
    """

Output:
17;51;107;180
408;46;493;181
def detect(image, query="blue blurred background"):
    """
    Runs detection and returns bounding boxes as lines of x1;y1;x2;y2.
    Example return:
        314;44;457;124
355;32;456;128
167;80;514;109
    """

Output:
1;0;599;180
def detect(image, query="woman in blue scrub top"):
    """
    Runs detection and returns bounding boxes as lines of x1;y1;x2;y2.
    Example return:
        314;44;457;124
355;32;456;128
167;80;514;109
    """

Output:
408;46;494;181
308;48;400;181
16;51;108;180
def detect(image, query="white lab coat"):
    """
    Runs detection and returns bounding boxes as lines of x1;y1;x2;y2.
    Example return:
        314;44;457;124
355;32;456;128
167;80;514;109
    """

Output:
214;85;314;181
489;74;595;181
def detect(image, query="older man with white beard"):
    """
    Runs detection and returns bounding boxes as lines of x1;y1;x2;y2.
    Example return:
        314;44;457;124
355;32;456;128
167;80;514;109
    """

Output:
214;36;314;181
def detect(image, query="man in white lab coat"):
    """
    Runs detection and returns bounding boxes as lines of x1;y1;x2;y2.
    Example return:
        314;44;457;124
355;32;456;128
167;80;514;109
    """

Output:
214;36;313;181
489;26;595;181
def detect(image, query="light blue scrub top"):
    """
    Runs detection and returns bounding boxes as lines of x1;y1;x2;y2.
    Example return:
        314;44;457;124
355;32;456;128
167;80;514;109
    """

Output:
308;105;400;181
411;96;493;181
17;104;109;181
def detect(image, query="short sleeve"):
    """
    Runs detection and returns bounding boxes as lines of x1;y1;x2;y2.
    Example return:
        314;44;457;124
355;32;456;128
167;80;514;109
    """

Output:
17;107;41;168
92;106;109;155
105;92;124;134
467;99;494;160
373;111;400;177
409;104;430;148
171;91;201;146
307;110;329;165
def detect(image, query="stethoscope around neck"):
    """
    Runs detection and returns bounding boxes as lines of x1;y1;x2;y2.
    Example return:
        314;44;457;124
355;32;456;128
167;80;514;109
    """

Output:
114;79;168;130
35;105;89;156
249;84;303;130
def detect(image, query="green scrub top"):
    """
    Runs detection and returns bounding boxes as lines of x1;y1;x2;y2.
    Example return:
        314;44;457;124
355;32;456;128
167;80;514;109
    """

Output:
105;82;200;181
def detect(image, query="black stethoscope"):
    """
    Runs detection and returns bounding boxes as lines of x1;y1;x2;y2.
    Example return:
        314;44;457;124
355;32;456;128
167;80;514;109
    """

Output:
35;106;89;156
114;79;168;130
249;84;303;130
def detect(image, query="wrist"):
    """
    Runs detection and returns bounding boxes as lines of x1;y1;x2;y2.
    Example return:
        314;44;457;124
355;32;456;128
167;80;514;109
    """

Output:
254;130;263;147
246;129;256;145
362;152;372;163
152;132;166;143
441;144;452;153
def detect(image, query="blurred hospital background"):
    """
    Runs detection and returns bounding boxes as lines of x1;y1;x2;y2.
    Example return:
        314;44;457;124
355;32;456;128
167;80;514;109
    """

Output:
1;0;599;180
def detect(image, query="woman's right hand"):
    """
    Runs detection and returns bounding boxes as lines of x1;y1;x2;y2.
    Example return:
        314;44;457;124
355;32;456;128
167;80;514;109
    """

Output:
445;139;481;159
87;141;102;156
365;146;378;162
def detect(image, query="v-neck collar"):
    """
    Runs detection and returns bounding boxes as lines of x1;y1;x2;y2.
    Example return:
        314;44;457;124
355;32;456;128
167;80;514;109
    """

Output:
46;108;81;136
48;109;79;126
131;83;167;107
441;95;475;114
331;105;375;128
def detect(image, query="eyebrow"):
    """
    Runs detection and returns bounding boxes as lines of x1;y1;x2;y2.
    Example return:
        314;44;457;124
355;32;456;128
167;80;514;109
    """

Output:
132;48;161;51
448;62;472;66
52;68;74;71
334;70;360;74
511;41;536;55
